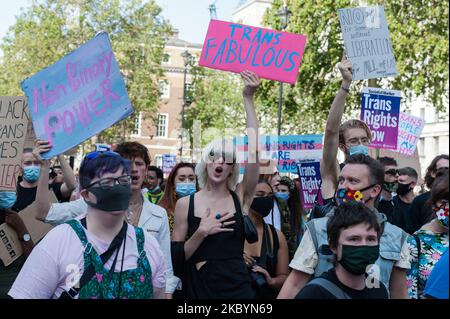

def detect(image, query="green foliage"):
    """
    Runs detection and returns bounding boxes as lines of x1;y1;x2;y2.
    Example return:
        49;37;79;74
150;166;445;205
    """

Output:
0;0;172;147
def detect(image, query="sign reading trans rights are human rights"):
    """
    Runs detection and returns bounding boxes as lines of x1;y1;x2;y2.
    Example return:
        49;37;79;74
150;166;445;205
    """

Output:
21;32;133;159
338;6;398;80
199;20;307;84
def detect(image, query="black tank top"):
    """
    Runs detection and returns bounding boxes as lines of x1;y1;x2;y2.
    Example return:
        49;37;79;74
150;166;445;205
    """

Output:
187;191;245;262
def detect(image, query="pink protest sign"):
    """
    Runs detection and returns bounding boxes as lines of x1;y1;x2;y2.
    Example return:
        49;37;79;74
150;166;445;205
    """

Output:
396;112;425;156
199;20;307;84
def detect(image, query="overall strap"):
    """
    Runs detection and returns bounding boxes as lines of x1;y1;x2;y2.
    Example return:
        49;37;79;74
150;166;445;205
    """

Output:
135;226;149;267
67;219;89;246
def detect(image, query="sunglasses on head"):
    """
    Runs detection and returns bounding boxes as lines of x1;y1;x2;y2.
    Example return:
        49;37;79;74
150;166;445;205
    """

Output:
85;151;121;160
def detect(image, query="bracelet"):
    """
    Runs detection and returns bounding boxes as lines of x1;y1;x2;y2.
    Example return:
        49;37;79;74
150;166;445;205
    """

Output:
341;86;350;93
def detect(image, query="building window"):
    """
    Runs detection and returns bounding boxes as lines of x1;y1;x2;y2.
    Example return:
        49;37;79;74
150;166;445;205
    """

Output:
418;137;425;156
434;136;439;154
154;155;163;168
159;81;170;99
156;113;168;138
162;53;171;65
420;107;425;122
131;112;142;136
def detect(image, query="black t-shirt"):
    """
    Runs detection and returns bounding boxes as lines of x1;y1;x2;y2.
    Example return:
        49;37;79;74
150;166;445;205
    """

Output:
295;268;389;299
12;182;65;212
391;196;413;234
377;199;395;224
409;192;433;234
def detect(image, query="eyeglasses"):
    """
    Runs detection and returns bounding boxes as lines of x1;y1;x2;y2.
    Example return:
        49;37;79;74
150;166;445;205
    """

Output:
86;175;132;189
385;169;398;176
85;151;121;160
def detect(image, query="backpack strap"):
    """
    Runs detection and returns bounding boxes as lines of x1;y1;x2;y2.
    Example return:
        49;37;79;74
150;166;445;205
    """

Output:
306;277;351;299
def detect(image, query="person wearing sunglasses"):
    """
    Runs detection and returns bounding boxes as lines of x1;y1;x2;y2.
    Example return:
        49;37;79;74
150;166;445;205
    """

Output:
407;171;449;299
34;142;178;298
377;157;399;225
171;71;261;299
9;152;166;299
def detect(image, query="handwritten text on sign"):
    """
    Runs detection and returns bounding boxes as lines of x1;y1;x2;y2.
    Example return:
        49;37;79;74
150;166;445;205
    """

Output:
361;87;400;150
0;97;29;191
396;112;425;156
297;161;322;210
339;6;398;80
21;32;133;159
199;20;307;84
235;135;323;173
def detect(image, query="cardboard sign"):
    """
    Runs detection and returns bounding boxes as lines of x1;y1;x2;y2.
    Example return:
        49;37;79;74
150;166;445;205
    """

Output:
395;112;425;156
235;135;323;173
199;20;307;84
338;6;398;80
297;161;322;210
162;154;177;174
360;87;400;150
21;32;134;159
0;191;56;266
0;97;30;191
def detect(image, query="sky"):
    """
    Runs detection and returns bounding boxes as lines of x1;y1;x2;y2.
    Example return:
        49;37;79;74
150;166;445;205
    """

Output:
0;0;240;46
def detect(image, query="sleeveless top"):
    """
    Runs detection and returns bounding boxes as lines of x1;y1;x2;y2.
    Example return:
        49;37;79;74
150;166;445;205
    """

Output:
185;191;254;299
66;220;153;299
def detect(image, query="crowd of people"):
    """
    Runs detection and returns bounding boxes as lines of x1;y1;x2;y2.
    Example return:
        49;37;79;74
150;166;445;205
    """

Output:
0;60;448;300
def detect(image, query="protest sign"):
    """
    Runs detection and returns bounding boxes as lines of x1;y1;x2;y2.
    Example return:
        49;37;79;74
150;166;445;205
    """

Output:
360;87;400;150
235;135;323;173
162;154;177;174
395;112;425;156
0;191;56;266
338;6;398;80
297;161;322;210
0;97;30;191
21;32;133;159
199;20;307;84
95;143;111;152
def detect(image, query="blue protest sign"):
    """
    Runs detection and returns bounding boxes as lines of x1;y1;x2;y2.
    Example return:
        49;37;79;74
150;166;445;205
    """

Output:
21;32;133;159
162;154;177;174
297;161;322;210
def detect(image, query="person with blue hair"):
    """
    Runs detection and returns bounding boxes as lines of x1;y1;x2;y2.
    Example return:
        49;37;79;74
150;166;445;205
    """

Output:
9;152;166;299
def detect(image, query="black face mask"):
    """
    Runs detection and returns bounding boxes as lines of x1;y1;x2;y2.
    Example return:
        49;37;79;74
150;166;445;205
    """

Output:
396;182;413;196
85;184;132;212
250;196;274;218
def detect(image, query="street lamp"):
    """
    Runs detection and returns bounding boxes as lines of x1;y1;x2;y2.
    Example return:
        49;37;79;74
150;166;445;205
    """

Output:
276;1;292;136
180;49;192;160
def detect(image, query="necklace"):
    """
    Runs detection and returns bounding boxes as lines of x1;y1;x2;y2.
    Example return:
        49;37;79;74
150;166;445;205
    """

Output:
127;197;143;227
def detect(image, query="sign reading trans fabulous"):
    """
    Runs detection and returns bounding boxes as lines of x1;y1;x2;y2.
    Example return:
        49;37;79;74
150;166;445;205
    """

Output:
360;87;401;150
199;20;307;84
21;32;133;159
338;6;398;80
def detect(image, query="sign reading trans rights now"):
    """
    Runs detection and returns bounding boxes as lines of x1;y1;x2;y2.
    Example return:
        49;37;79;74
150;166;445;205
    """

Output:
199;20;307;84
21;32;133;159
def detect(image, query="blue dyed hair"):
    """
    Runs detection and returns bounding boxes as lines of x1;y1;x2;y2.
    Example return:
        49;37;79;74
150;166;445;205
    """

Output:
79;154;132;189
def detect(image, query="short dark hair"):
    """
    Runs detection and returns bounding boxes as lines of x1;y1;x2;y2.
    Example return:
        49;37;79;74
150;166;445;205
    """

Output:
428;171;449;208
148;166;164;181
424;154;449;188
398;167;418;180
344;154;384;187
327;202;381;249
79;154;131;189
377;157;398;168
115;142;151;166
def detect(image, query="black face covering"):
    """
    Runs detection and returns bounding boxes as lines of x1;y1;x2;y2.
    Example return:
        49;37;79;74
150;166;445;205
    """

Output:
250;196;274;218
396;182;413;196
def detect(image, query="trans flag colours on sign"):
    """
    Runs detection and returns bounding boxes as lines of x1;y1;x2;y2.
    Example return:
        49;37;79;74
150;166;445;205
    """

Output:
21;32;133;159
360;87;400;150
199;20;307;84
396;112;425;156
297;161;322;210
235;135;323;173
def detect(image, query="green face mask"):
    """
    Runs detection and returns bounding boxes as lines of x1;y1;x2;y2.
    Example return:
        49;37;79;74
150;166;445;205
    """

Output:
339;244;380;275
85;184;132;212
383;181;398;193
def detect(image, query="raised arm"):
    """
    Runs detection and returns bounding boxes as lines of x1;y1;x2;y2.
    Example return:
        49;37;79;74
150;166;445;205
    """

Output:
237;71;261;209
33;140;52;221
57;154;76;198
321;53;353;198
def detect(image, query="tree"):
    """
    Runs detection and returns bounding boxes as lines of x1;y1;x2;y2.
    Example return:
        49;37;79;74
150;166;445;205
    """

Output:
0;0;172;147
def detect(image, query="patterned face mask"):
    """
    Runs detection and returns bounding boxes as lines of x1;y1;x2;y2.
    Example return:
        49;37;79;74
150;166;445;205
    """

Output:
335;184;376;206
434;204;449;229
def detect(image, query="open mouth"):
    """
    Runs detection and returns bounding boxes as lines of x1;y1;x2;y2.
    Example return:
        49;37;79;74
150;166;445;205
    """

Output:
131;176;139;182
215;167;223;174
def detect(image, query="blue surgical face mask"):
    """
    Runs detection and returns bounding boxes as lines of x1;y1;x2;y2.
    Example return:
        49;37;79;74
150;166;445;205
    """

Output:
349;144;369;156
175;182;196;197
275;192;290;201
0;192;17;209
23;166;41;183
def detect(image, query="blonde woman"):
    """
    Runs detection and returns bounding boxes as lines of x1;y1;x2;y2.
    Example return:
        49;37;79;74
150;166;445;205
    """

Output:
172;71;260;299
